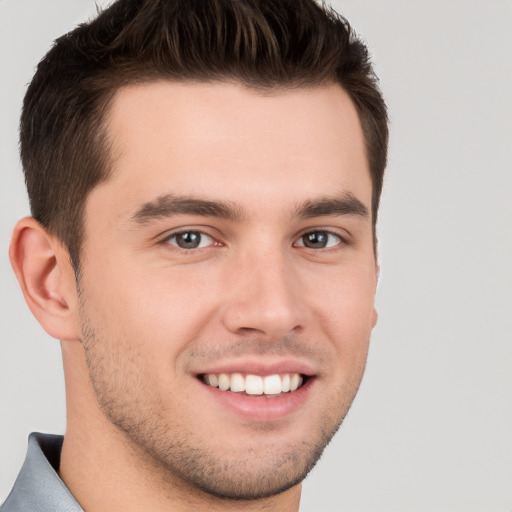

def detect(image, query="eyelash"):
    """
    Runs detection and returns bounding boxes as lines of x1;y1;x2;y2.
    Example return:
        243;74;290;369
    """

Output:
293;230;345;250
160;228;348;252
161;230;219;251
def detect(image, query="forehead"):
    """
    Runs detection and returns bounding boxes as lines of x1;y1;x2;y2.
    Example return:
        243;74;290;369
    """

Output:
93;80;371;219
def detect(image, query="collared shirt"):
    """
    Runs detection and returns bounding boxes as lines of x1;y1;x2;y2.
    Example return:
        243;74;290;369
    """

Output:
1;433;82;512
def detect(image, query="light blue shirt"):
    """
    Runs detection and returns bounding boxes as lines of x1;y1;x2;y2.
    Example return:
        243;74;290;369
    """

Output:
1;433;82;511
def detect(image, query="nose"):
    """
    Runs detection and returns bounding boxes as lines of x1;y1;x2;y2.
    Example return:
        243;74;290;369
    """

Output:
221;249;306;340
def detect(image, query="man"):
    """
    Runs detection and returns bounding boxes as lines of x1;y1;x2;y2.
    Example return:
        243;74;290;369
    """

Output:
2;0;387;510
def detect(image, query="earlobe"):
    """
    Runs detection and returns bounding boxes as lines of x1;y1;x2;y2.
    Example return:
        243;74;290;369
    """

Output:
9;217;80;341
372;262;380;328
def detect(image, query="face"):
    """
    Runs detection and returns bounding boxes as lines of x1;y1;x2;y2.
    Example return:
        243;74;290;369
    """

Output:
77;81;377;500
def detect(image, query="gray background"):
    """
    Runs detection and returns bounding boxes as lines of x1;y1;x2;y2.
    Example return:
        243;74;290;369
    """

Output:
1;1;511;510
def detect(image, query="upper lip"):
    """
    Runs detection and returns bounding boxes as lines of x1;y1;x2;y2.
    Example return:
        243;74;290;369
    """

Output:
194;358;317;378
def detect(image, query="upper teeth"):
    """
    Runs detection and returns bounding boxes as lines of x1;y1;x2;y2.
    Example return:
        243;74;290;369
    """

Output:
204;373;303;395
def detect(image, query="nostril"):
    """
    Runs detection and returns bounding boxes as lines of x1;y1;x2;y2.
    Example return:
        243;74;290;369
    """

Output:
220;279;305;339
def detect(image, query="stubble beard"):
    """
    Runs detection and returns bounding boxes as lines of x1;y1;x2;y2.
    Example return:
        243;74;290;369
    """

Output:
79;302;366;501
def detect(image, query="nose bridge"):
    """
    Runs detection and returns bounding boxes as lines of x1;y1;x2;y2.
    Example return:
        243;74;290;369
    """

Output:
222;243;304;338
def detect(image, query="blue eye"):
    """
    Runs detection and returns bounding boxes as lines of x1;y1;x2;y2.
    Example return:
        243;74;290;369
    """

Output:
296;231;342;249
166;231;214;249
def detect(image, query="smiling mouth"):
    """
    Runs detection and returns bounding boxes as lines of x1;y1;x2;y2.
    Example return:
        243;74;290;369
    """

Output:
200;373;306;396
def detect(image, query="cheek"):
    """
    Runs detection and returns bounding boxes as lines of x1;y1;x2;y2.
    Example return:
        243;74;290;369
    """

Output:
80;260;220;357
312;264;376;356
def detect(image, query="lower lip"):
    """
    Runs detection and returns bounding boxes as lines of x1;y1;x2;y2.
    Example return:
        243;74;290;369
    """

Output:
198;377;314;422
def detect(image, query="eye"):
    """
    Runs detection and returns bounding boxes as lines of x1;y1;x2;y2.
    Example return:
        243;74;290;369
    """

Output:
165;231;215;250
295;230;342;249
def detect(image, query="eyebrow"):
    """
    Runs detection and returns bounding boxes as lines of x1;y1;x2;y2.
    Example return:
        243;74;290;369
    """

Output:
130;191;368;225
131;194;245;224
294;193;369;220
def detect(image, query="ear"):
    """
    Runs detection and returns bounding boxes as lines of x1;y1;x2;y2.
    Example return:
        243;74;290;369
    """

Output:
372;262;380;328
9;217;80;341
372;307;378;328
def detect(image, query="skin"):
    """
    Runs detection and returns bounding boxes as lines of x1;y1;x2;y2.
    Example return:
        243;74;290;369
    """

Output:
10;81;378;511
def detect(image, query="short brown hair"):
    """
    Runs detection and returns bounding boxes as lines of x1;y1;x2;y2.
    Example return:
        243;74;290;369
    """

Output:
20;0;388;270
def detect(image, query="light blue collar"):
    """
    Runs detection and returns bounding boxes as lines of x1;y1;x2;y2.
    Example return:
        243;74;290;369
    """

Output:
1;433;82;511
